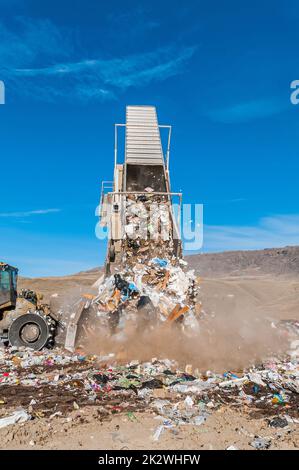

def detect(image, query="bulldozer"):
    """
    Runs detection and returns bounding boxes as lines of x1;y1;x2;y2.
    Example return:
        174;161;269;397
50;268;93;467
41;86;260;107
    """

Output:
0;262;58;350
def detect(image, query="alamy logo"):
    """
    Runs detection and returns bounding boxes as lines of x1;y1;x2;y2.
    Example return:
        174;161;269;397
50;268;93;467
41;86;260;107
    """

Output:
0;81;5;104
95;199;204;251
290;80;299;105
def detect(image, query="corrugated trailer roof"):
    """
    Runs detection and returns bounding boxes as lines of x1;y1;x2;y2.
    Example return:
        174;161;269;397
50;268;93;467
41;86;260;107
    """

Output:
125;106;164;165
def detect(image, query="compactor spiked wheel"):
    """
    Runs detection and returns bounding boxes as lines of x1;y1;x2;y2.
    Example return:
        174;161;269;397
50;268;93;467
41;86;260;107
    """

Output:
8;313;56;350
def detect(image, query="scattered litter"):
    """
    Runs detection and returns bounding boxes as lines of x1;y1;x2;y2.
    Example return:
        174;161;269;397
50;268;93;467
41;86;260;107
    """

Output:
0;408;31;429
49;411;63;419
268;417;288;428
184;396;194;409
193;415;206;426
251;437;271;450
272;393;287;405
152;425;165;441
219;377;247;388
152;420;173;441
127;412;137;422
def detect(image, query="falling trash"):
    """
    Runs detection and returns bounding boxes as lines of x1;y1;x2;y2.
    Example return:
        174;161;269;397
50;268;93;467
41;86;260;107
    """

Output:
151;258;168;268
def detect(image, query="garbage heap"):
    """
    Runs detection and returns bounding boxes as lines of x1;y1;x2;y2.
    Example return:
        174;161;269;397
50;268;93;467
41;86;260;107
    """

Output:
0;343;298;446
92;193;200;336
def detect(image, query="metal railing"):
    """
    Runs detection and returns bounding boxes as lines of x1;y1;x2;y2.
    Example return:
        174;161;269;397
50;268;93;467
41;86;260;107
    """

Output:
100;180;113;204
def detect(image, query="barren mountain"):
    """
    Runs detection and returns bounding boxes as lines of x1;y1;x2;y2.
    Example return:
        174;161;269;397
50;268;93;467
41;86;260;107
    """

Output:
186;246;299;278
18;246;299;301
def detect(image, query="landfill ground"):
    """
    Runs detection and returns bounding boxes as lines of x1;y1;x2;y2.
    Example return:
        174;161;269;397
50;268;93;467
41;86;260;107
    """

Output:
0;254;298;450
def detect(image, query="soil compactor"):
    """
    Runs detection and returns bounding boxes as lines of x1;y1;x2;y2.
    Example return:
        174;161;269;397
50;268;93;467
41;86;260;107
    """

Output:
0;262;59;350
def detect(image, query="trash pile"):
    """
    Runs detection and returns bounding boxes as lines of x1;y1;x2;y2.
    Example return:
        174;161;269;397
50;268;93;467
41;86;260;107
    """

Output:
124;192;172;249
87;193;200;338
0;345;298;437
90;257;199;337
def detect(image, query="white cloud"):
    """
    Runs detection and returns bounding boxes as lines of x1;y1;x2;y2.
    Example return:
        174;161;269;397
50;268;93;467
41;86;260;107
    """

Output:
10;46;197;98
0;208;61;218
203;214;299;251
0;17;197;102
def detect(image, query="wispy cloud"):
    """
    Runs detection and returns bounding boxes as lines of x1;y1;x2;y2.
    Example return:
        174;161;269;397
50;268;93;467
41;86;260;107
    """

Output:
0;17;197;103
10;46;197;99
0;208;61;218
203;214;299;251
207;98;286;123
0;18;72;68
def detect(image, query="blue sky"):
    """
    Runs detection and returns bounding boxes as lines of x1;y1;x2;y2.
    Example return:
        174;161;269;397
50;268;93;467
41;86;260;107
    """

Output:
0;0;299;277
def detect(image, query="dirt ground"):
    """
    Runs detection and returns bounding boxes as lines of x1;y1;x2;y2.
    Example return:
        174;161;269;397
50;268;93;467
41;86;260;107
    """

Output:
1;270;296;450
1;406;298;450
20;272;299;326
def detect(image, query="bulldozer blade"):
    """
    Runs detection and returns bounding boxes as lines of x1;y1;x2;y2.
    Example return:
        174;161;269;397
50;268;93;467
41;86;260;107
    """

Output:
64;299;91;352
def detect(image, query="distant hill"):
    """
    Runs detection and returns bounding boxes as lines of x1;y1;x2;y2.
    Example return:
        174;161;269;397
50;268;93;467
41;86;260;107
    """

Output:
20;246;299;289
185;246;299;277
73;246;299;278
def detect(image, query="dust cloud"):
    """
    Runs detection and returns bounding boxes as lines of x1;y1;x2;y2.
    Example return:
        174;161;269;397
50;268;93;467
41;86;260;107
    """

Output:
78;304;288;373
53;275;293;373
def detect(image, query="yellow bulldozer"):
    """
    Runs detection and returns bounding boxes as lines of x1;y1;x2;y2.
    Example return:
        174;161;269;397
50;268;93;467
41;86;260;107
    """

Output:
0;262;58;350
